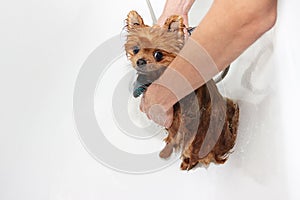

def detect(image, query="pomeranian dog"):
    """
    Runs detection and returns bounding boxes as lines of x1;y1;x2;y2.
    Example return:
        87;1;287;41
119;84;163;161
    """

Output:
125;11;239;170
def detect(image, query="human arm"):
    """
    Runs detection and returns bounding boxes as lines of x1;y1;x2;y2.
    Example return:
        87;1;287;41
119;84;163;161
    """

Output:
141;0;277;127
157;0;195;27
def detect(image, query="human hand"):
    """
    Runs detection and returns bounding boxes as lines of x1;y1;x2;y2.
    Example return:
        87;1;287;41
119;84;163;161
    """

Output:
139;83;177;128
157;13;189;27
156;0;195;27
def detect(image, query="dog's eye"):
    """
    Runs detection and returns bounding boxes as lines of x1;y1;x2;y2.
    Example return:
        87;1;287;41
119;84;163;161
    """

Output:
133;46;140;54
153;51;163;62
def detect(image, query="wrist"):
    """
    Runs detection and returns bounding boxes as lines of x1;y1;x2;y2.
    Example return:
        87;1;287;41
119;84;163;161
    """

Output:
163;0;195;15
158;0;195;26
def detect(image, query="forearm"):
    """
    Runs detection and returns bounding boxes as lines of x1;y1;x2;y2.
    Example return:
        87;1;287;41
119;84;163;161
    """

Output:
154;0;277;110
193;0;277;70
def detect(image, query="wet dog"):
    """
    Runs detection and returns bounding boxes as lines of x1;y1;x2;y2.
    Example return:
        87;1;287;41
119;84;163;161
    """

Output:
125;11;239;170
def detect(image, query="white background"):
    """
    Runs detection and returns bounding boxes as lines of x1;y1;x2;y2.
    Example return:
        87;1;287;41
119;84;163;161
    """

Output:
1;0;300;199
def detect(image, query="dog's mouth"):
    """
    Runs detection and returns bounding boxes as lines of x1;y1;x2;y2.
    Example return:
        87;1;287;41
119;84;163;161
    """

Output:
133;67;166;98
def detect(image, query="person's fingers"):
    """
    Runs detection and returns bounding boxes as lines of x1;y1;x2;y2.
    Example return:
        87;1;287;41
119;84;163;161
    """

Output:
139;87;174;127
156;16;167;27
182;15;189;28
157;14;189;28
140;96;145;112
140;96;151;119
163;107;174;128
183;28;189;38
148;104;173;127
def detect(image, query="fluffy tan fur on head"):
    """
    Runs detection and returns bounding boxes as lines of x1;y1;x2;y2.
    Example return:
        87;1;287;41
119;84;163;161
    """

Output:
125;10;185;73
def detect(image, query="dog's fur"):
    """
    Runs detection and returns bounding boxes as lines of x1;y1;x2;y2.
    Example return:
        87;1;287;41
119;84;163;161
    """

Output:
125;11;239;170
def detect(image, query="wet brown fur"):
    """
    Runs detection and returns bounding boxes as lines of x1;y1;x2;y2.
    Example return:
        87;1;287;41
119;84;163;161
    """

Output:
125;11;239;170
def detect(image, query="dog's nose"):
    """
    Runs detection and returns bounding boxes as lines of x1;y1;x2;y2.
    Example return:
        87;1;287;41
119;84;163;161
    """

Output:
136;59;147;67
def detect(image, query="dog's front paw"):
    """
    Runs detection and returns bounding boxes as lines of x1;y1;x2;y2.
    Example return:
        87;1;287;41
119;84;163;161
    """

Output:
159;143;173;159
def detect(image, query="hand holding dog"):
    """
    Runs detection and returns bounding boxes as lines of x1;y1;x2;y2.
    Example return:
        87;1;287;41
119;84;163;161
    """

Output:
140;0;277;128
140;83;176;128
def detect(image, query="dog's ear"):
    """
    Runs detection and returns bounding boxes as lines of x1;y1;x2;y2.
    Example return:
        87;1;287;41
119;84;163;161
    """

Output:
126;10;146;30
164;15;185;34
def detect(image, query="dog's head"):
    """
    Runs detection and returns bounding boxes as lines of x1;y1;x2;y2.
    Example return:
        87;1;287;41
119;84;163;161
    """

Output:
125;11;185;97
